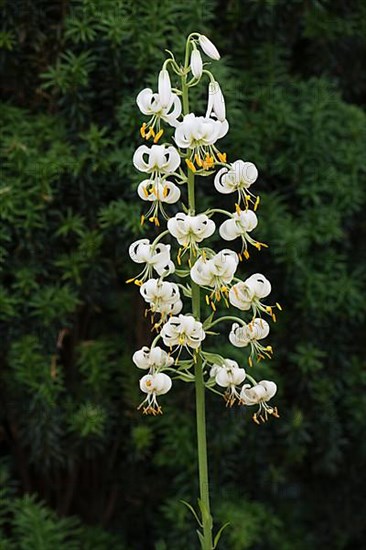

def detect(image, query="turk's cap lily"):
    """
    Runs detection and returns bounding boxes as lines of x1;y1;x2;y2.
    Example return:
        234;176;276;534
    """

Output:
133;346;174;370
229;318;270;347
167;213;215;246
240;380;277;405
191;249;239;288
137;88;181;127
212;359;246;387
215;160;258;194
158;69;172;109
140;279;182;315
198;34;220;60
137;178;181;204
174;113;228;149
219;210;258;241
190;48;203;79
229;274;271;310
160;314;205;349
206;81;226;122
138;372;172;415
133;144;181;174
129;239;175;277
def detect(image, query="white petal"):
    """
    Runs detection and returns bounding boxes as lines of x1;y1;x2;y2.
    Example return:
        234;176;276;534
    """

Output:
259;380;277;400
158;69;172;109
191;49;203;78
198;35;220;60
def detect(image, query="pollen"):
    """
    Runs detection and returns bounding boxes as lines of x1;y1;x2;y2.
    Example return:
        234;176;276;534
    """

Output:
140;123;147;138
154;129;164;143
185;158;197;172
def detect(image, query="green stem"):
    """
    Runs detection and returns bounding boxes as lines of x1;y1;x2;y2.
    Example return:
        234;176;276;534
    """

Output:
182;67;213;550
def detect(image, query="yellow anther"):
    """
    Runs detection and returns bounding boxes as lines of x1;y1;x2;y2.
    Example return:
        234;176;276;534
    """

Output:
244;250;250;260
253;413;260;425
217;152;227;163
266;346;273;353
215;291;220;301
248;356;253;367
153;128;164;143
272;313;277;323
154;217;160;227
266;306;272;314
126;277;135;284
205;295;210;305
143;186;150;198
163;185;169;198
202;155;214;170
194;154;203;167
134;279;142;287
254;196;260;211
185;159;196;172
140;123;147;138
276;302;282;311
140;214;145;225
235;203;241;214
211;301;216;311
178;335;185;345
188;258;192;268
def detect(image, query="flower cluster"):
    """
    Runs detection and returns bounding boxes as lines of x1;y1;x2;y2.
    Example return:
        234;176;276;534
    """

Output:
128;33;280;422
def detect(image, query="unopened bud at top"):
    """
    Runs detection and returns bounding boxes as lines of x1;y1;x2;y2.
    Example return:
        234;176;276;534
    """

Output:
190;48;203;78
198;34;220;60
158;69;172;109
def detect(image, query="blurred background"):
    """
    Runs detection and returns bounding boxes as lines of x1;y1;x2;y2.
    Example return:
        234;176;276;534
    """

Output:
0;0;366;548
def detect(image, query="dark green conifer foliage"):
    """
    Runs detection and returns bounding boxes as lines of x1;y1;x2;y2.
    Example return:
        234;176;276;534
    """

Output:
0;1;365;548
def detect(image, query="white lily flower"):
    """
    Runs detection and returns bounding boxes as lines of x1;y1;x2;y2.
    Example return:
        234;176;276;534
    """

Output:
240;380;279;424
137;88;182;128
219;208;262;256
160;314;205;350
190;249;239;302
190;48;203;78
133;144;180;175
133;345;174;370
175;113;228;150
137;177;181;226
140;279;183;318
198;34;220;60
206;81;226;122
214;160;258;205
138;372;172;415
229;274;274;319
128;239;175;283
211;358;246;406
158;69;172;109
229;318;272;360
167;213;215;249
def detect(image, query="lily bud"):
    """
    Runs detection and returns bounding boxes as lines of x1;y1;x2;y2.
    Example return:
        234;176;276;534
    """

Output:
198;34;220;60
190;48;203;78
158;69;172;109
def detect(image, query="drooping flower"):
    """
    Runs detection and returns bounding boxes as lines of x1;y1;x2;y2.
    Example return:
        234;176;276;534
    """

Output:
133;144;181;175
206;81;226;122
140;279;182;319
229;273;277;320
137;88;182;132
240;380;279;424
137;177;181;225
219;208;264;257
210;358;246;406
160;314;205;350
174;113;228;170
133;346;174;371
214;160;258;206
190;249;239;304
128;239;175;283
190;48;203;79
229;318;272;361
198;34;220;60
167;213;215;251
138;372;172;415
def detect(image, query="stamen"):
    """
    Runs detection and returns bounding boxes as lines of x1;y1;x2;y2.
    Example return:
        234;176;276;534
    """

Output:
140;123;146;138
185;159;197;172
243;250;250;260
154;129;164;143
194;154;203;167
140;214;145;225
217;152;227;163
276;302;282;311
254;196;260;211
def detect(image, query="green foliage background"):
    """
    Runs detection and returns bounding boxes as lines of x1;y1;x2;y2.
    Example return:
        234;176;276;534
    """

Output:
1;0;365;548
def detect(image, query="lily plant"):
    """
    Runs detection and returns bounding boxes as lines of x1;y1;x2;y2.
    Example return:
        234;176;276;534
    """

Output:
128;32;281;549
